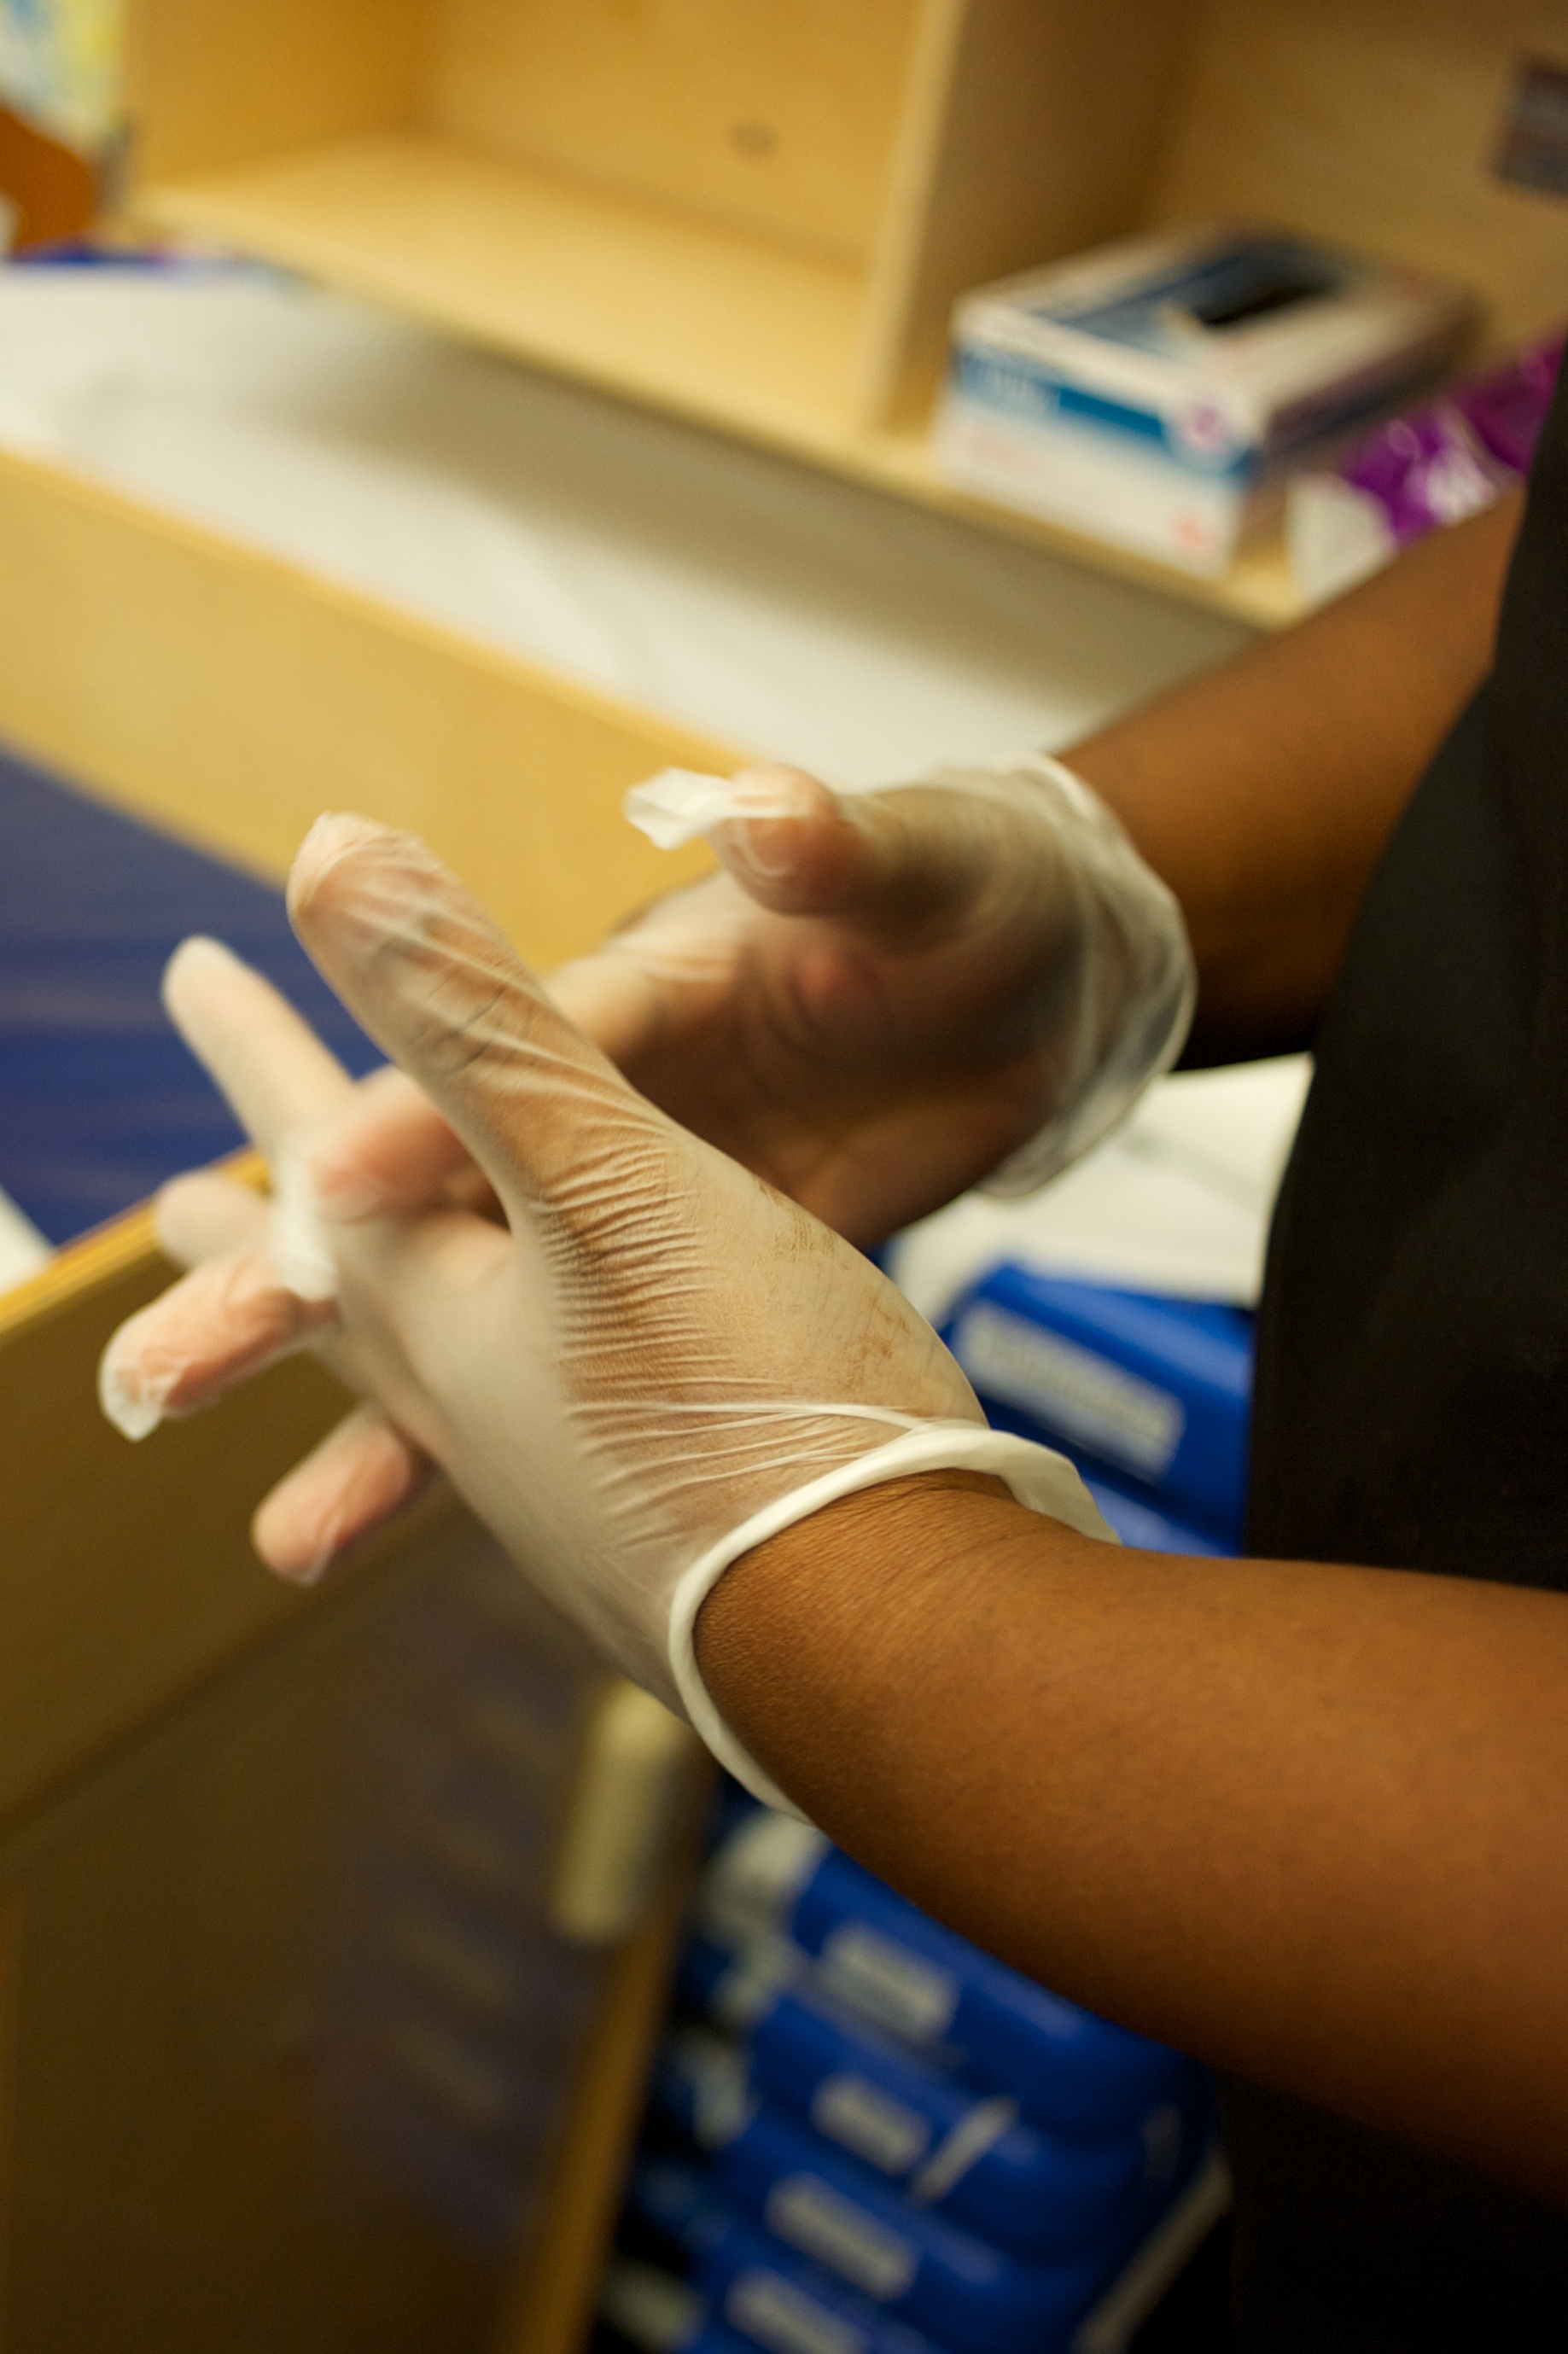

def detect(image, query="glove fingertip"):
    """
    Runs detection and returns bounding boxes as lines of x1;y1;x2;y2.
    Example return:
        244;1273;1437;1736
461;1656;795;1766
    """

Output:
285;812;383;922
253;1410;432;1584
160;933;249;1035
285;814;480;1005
267;1159;341;1303
97;1314;166;1442
623;763;825;854
714;777;889;914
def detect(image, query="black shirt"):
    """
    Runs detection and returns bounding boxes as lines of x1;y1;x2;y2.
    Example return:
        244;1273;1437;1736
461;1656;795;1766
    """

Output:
1233;364;1568;2342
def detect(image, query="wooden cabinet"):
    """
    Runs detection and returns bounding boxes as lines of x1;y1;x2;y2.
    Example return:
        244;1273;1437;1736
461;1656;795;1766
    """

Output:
119;0;1568;624
0;446;724;2351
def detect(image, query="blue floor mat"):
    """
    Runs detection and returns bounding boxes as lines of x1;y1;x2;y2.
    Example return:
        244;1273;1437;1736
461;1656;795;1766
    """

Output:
0;741;381;1244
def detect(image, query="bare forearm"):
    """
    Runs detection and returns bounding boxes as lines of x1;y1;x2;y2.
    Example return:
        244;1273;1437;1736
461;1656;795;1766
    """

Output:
695;1472;1568;2206
1064;495;1522;1060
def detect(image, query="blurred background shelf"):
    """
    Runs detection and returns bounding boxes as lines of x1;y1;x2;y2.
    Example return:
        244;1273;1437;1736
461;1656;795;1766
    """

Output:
133;126;1302;627
120;0;1568;629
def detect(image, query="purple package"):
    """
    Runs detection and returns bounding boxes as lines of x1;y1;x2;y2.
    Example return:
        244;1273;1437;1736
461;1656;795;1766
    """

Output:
1452;335;1565;475
1338;332;1564;544
1338;403;1507;546
1289;329;1565;601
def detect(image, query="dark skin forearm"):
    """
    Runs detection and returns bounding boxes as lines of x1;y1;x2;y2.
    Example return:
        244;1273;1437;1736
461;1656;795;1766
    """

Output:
1063;494;1522;1062
693;517;1546;2189
695;1473;1568;2209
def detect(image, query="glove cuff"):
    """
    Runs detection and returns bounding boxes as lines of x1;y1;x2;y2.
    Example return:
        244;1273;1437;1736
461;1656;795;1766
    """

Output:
956;750;1196;1197
667;1423;1116;1817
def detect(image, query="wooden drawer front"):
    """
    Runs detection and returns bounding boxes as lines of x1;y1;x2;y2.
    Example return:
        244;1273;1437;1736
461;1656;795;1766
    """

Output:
0;1508;690;2352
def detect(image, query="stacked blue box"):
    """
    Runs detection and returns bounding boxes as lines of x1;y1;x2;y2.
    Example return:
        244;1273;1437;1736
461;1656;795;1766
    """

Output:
650;2048;1209;2353
939;1267;1254;1551
696;1820;1200;2138
675;1942;1178;2253
616;2167;953;2354
602;1805;1221;2354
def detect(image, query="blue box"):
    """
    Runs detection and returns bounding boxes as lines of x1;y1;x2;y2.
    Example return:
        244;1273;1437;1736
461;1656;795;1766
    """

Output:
700;1821;1202;2140
941;1267;1252;1542
675;1938;1198;2260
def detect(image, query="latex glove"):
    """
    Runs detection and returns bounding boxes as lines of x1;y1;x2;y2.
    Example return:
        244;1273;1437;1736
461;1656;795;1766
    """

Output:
99;817;1111;1804
113;749;1186;1582
568;752;1193;1238
266;753;1191;1264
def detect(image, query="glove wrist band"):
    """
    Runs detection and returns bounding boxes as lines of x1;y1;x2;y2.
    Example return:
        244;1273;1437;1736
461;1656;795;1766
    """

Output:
667;1422;1115;1817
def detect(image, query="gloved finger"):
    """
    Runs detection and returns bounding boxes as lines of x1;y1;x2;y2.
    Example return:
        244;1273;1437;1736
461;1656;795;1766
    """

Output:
300;1064;476;1221
696;764;1008;935
162;935;358;1161
252;1403;434;1583
154;1168;271;1268
98;1245;338;1441
546;944;671;1070
287;815;667;1219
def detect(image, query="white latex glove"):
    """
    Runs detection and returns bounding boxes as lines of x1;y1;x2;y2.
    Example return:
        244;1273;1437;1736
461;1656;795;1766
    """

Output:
99;816;1112;1806
194;748;1188;1291
102;750;1185;1597
613;753;1194;1209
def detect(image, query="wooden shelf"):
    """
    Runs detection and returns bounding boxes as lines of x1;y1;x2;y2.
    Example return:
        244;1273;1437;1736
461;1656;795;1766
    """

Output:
125;0;1568;635
143;130;1303;629
143;133;871;448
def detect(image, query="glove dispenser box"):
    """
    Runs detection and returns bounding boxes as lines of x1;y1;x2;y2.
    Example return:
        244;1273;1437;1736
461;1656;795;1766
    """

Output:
0;443;736;2353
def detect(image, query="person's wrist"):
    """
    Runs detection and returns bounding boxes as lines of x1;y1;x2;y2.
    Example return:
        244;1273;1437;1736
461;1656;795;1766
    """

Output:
673;1425;1115;1814
692;1469;1017;1771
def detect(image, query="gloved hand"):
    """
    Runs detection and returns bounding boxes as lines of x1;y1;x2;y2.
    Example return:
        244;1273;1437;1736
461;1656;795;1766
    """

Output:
570;752;1193;1237
215;755;1188;1267
99;816;1112;1805
104;754;1186;1595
